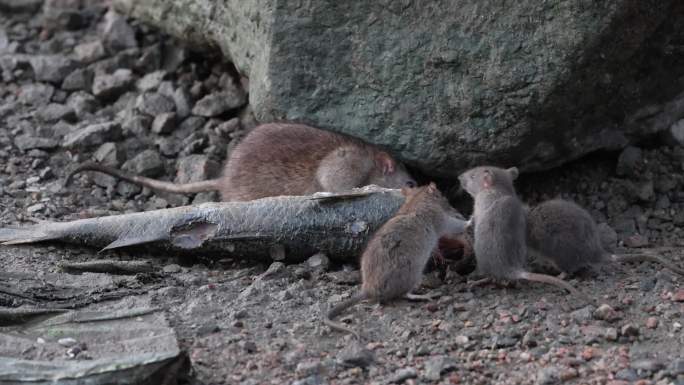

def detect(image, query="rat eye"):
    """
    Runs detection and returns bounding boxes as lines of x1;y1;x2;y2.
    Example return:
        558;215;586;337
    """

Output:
405;181;416;188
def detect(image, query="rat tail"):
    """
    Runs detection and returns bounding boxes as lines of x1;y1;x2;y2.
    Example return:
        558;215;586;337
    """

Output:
516;271;592;305
612;253;684;277
66;162;220;194
322;291;368;340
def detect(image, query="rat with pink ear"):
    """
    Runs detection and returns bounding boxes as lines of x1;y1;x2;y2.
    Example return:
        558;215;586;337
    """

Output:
66;123;416;201
458;166;590;302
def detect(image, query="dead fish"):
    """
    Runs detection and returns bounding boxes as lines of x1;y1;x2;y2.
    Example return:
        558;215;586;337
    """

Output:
0;187;405;262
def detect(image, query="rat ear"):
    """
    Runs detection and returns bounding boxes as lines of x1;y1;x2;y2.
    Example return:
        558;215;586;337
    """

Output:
375;152;396;175
507;167;519;180
427;182;437;193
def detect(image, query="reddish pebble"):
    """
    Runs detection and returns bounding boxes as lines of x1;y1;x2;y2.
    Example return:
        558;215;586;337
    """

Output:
425;302;439;312
449;374;461;384
634;380;651;385
673;289;684;302
607;381;629;385
560;368;578;381
645;317;658;329
581;347;600;361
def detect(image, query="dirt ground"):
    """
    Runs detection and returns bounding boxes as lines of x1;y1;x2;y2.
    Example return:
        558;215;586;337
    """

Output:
1;2;683;385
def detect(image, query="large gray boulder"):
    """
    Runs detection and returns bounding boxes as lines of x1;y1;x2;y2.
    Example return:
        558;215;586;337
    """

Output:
114;0;684;176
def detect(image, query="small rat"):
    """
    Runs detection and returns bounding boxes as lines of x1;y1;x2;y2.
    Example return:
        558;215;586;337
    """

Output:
323;182;467;339
458;166;588;300
67;123;416;201
527;199;684;276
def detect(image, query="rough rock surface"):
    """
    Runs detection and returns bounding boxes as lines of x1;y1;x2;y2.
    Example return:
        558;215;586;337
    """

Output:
114;0;684;177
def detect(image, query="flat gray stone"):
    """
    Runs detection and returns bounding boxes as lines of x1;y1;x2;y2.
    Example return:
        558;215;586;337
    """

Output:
62;122;123;149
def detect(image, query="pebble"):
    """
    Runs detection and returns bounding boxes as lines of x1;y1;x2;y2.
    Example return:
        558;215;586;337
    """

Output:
163;264;182;274
593;304;619;321
424;356;457;381
137;70;166;92
631;359;664;372
192;90;246;117
136;92;175;116
671;359;684;375
307;253;330;271
67;91;99;117
14;135;59;151
57;337;78;347
29;55;75;84
93;142;123;167
645;317;658;329
535;366;561;385
173;87;193;118
62;68;94;91
291;376;322;385
388;367;417;384
295;360;325;377
615;368;639;381
102;9;138;51
604;327;618;341
175;155;216;183
92;69;135;100
19;83;55;106
62;122;122;149
337;345;374;368
73;40;106;63
151;112;176;134
616;146;642;176
38;103;76;122
122;115;152;137
122;149;164;177
26;203;45;213
621;324;639;337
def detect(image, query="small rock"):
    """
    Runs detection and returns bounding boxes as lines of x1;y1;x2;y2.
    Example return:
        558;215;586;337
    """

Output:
63;122;122;149
424;356;457;381
93;142;123;167
30;55;75;84
62;68;94;91
635;181;654;202
669;119;684;147
388;367;417;384
673;289;684;302
337;345;374;368
122;115;152;137
233;309;249;319
624;234;649;248
151;112;176;134
19;83;55;105
14;135;59;151
175;154;217;183
307;253;330;271
216;117;240;136
192;90;246;117
163;264;181;274
639;277;657;292
136;92;175;116
173;87;193;118
645;317;658;329
196;323;220;336
616;146;642;176
58;337;78;347
615;368;638;381
67;91;99;117
137;70;166;92
38;103;76;122
92;69;134;100
671;359;684;375
620;324;639;337
604;327;618;341
296;360;325;378
122;149;164;177
593;304;619;321
453;335;469;346
26;203;45;213
631;359;664;372
73;40;106;64
239;340;257;354
570;306;593;322
101;9;138;51
260;262;288;280
291;376;322;385
536;366;561;385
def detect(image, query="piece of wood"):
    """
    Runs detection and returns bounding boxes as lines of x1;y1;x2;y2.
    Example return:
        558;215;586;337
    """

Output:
0;188;405;262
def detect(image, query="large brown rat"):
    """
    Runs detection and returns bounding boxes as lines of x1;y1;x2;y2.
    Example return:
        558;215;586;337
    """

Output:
323;183;468;339
527;199;684;276
67;123;416;201
458;166;588;300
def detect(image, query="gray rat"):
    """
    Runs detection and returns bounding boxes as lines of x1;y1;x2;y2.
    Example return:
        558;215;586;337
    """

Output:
323;182;467;339
67;123;416;201
458;166;588;300
527;199;684;276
